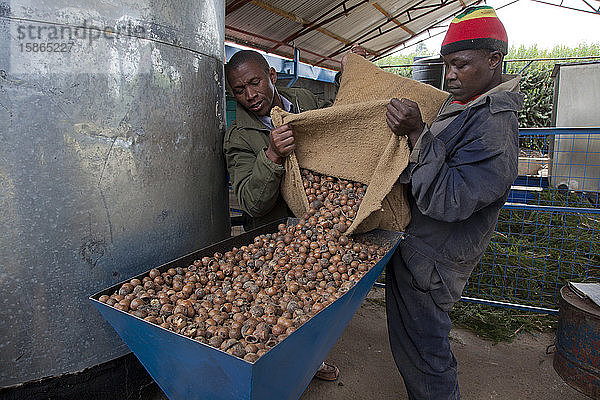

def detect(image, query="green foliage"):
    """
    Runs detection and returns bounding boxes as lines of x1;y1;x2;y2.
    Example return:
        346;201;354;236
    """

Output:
507;43;600;60
375;53;415;77
367;297;558;343
514;67;553;128
450;302;557;343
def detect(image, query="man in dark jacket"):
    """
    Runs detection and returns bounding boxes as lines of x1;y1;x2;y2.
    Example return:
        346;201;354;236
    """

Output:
384;6;523;399
223;50;339;381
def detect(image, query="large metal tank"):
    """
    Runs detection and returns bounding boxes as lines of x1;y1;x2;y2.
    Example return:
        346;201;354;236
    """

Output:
0;0;227;391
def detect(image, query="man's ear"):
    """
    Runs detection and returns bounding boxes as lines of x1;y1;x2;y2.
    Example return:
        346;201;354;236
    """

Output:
489;51;503;70
269;67;278;85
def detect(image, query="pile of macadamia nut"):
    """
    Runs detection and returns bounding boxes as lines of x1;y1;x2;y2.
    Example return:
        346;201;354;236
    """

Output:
99;169;390;362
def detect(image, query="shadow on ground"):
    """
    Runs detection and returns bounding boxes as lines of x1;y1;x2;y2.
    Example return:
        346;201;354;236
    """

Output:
300;287;587;400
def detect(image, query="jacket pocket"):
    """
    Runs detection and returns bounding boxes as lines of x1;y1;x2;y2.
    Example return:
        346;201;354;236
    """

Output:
401;240;473;312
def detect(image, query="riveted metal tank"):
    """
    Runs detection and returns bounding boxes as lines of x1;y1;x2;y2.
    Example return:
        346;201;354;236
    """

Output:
0;0;227;392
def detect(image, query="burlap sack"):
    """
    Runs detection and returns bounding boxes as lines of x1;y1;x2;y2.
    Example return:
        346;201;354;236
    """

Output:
272;53;448;234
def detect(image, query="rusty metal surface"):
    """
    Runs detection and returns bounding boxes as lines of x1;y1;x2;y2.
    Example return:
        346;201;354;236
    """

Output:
554;285;600;399
0;0;227;387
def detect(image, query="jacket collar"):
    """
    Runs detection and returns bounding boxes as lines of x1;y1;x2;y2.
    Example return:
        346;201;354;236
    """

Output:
437;74;522;119
234;86;298;131
468;74;521;107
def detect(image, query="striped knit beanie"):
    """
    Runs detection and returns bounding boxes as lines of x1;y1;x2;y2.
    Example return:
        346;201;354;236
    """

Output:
441;5;508;56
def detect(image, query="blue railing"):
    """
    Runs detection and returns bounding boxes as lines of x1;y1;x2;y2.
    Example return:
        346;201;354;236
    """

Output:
463;127;600;313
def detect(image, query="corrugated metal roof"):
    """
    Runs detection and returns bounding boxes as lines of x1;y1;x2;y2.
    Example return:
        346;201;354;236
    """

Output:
225;0;484;70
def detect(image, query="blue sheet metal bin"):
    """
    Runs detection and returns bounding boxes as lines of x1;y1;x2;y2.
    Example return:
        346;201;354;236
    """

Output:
90;219;402;400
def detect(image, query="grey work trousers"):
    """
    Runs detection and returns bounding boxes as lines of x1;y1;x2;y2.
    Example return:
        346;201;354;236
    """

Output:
385;248;460;400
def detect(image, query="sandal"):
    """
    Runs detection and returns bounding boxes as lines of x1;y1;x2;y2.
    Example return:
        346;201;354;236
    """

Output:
313;362;340;381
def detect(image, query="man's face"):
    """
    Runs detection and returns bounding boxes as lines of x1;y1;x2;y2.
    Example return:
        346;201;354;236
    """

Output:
443;49;500;103
227;61;277;117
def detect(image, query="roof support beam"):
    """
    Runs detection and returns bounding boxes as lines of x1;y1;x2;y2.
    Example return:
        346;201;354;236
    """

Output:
319;0;440;63
372;27;445;61
326;0;434;60
225;25;339;64
269;0;371;53
371;2;415;35
531;0;600;14
371;1;484;60
318;0;482;65
249;0;354;48
582;0;600;13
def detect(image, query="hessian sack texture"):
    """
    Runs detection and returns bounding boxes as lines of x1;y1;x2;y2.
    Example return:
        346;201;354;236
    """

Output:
271;53;449;234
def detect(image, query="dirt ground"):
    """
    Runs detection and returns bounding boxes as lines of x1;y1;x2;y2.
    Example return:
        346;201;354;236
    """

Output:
300;287;588;400
144;287;588;400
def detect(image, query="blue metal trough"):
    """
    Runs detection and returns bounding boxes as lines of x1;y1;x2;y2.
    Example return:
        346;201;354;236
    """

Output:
90;219;402;400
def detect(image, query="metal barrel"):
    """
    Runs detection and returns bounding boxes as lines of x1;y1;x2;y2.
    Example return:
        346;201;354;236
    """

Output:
412;55;444;89
554;285;600;399
0;0;227;392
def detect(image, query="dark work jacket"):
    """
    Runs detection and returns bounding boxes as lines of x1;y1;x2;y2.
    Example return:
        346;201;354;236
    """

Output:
397;76;524;311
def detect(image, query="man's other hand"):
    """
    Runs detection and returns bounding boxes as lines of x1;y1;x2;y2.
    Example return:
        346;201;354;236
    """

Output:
266;124;296;164
386;98;425;148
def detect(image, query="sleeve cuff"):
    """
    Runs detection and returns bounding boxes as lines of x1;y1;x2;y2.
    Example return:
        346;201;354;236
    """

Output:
258;149;286;175
409;124;433;164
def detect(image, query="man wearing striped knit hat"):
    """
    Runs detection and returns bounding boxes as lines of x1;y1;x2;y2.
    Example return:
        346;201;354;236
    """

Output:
384;6;523;399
